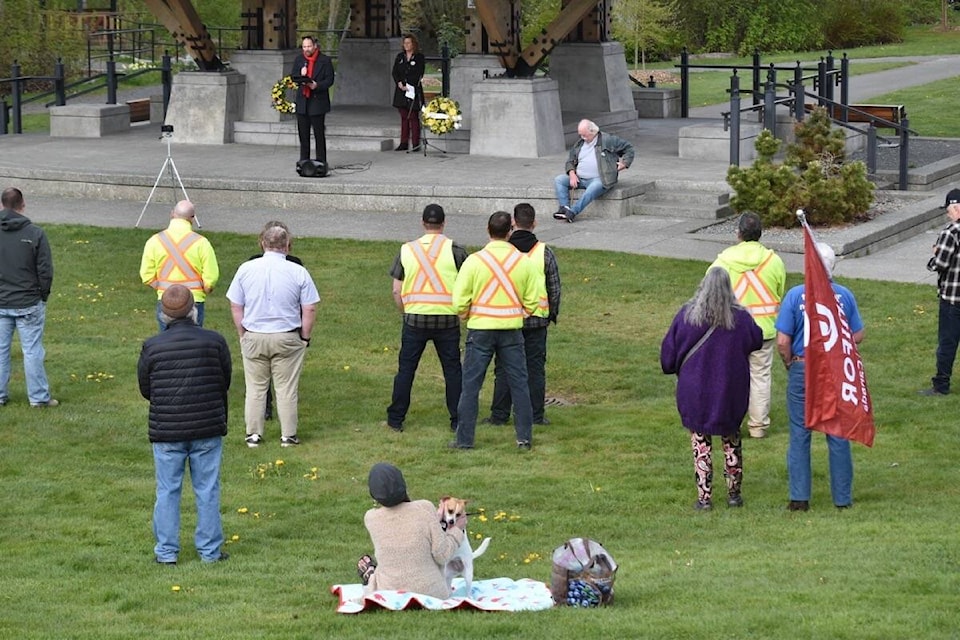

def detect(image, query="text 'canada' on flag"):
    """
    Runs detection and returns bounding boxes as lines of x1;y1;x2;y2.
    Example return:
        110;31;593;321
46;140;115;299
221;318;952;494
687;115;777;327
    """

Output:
801;216;875;447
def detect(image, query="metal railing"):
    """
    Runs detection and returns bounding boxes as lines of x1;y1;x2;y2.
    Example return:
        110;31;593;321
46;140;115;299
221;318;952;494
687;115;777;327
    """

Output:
676;48;848;119
722;70;916;190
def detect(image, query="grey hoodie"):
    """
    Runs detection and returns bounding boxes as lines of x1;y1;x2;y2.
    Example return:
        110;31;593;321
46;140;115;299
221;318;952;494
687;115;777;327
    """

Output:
0;208;53;308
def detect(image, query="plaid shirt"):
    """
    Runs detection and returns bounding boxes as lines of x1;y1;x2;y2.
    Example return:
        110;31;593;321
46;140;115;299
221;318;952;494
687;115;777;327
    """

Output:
524;245;561;329
928;220;960;304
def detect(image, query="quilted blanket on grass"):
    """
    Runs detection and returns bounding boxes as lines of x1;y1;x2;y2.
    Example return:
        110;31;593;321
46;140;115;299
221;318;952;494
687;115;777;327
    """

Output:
330;577;554;613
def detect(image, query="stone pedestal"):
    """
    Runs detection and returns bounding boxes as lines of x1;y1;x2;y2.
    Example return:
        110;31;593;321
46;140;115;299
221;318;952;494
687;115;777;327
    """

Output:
449;54;503;130
149;94;165;124
549;42;635;114
679;122;762;162
49;104;129;137
164;70;245;144
469;78;563;158
633;87;681;119
231;49;300;122
336;38;402;106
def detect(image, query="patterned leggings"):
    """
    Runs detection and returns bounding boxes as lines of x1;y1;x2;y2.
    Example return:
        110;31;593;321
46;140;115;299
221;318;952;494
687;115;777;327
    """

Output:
690;431;742;503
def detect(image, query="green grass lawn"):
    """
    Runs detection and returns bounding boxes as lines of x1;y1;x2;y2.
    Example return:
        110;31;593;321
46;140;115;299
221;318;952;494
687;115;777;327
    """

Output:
1;225;957;639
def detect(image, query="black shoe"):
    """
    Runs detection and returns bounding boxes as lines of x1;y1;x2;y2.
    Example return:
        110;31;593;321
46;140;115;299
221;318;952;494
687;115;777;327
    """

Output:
395;142;408;151
787;500;810;511
918;388;948;396
155;557;177;565
835;504;852;510
447;441;473;450
694;500;712;511
534;417;551;425
481;416;507;426
517;440;532;450
381;420;403;432
205;552;229;563
553;209;569;221
727;494;744;508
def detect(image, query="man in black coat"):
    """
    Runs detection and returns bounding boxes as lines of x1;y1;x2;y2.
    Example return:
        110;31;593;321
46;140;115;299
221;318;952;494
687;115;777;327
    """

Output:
291;35;335;164
138;284;232;565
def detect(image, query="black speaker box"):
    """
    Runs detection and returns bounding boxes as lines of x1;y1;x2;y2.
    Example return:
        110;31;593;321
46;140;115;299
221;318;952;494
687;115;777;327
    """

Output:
296;159;328;178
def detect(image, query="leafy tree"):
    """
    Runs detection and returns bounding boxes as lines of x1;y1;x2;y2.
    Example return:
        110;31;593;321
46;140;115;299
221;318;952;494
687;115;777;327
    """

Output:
612;0;676;70
727;107;874;227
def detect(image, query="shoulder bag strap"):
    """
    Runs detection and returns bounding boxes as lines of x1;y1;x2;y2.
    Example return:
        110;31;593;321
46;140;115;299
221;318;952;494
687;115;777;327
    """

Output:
679;325;716;371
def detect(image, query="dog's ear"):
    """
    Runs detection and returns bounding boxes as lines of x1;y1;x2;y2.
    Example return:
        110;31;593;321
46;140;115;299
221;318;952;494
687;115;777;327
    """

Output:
439;495;451;504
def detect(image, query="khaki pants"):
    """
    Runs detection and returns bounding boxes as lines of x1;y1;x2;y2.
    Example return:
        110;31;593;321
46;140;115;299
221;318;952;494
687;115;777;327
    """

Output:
240;331;308;439
747;339;775;429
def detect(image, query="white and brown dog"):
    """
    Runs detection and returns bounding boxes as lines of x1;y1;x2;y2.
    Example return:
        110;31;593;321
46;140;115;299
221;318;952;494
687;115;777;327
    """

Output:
438;496;491;597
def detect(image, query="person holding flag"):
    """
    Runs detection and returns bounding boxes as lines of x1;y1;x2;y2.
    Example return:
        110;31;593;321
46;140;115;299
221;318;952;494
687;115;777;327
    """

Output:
775;221;872;512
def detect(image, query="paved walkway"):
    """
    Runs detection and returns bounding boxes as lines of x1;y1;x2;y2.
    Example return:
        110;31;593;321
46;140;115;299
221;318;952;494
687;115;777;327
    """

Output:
5;54;960;287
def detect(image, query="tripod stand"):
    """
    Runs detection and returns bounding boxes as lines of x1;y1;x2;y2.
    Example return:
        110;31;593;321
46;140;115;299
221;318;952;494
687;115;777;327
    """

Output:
417;131;447;156
135;127;199;228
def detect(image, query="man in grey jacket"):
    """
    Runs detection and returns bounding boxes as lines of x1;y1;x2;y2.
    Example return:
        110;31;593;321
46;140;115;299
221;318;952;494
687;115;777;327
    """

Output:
0;187;56;408
553;119;635;223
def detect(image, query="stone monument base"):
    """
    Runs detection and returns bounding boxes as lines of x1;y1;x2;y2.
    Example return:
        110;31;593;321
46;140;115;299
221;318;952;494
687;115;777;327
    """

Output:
469;78;563;158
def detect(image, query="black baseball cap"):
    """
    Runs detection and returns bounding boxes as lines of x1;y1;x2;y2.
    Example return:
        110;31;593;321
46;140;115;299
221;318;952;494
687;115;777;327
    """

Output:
422;203;445;224
944;189;960;208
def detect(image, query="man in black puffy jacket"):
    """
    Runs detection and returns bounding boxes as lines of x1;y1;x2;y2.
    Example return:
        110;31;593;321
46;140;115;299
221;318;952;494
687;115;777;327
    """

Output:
137;284;232;565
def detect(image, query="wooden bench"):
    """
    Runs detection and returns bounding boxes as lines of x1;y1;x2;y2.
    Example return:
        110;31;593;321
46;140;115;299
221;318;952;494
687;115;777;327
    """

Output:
127;98;151;123
806;103;904;129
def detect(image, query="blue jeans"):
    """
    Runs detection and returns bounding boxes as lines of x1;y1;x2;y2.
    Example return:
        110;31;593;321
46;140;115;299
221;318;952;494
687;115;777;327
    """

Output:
153;436;224;562
933;298;960;393
786;362;853;506
0;301;52;404
456;329;533;447
156;300;205;332
553;174;608;218
387;323;462;429
490;326;548;423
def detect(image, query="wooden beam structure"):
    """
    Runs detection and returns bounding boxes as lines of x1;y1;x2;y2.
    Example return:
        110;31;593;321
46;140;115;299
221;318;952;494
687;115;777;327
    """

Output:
471;0;614;77
141;0;223;70
240;0;297;50
346;0;401;39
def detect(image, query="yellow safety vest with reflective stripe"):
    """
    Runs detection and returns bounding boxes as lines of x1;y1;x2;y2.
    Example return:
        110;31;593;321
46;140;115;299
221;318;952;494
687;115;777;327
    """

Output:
140;218;219;301
399;234;458;315
454;242;536;330
524;242;549;318
730;250;782;337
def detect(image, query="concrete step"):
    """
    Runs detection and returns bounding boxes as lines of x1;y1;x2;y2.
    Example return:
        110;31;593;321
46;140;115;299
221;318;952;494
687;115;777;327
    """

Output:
638;183;733;219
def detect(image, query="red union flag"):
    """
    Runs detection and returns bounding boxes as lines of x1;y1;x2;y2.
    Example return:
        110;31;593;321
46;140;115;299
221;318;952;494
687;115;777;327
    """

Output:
802;223;875;447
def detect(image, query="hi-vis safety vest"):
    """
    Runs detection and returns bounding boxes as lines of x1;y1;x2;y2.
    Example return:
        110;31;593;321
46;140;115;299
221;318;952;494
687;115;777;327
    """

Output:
155;230;203;293
524;242;550;318
731;250;781;333
468;249;525;323
399;235;458;315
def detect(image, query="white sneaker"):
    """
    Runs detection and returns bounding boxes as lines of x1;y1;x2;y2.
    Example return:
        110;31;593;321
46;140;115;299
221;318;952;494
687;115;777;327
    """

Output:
748;427;767;439
280;435;300;447
245;433;263;448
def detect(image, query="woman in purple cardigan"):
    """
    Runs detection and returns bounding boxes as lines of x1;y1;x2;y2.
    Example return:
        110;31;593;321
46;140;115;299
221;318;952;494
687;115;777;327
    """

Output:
661;267;763;511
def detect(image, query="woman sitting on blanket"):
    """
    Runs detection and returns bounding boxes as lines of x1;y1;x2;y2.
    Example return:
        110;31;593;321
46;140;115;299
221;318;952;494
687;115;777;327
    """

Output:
358;462;467;599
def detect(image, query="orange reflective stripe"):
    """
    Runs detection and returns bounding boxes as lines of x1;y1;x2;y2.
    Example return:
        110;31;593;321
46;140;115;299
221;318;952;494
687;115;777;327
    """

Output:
732;251;779;318
471;250;523;318
400;236;453;306
156;231;203;290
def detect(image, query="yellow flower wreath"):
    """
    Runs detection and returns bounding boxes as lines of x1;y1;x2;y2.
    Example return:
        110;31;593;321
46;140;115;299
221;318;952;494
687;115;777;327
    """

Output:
421;96;462;135
271;76;297;114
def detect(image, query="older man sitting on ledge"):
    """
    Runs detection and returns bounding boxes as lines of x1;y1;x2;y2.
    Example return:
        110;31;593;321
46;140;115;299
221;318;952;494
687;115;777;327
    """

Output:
553;119;635;223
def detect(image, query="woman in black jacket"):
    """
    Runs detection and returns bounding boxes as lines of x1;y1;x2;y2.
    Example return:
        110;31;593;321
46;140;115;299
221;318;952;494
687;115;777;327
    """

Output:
391;34;425;152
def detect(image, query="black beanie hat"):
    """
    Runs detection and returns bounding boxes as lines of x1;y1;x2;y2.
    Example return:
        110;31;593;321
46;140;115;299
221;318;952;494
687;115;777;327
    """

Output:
368;462;410;507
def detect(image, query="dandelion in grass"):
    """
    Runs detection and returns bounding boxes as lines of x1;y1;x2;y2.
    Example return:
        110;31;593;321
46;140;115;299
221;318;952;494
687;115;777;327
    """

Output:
237;507;249;514
275;459;284;468
171;585;181;593
343;365;350;371
303;466;319;480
